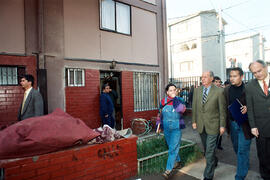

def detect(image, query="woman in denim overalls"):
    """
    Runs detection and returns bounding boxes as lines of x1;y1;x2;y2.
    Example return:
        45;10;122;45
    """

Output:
158;83;186;179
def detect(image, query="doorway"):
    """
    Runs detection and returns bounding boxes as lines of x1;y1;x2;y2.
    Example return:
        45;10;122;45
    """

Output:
100;71;122;130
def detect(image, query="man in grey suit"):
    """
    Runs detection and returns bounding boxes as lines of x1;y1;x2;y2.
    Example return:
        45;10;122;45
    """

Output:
18;74;44;121
246;60;270;180
192;71;226;180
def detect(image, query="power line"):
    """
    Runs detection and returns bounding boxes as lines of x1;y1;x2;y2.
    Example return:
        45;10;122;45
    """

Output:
225;23;270;36
222;0;253;11
222;11;258;34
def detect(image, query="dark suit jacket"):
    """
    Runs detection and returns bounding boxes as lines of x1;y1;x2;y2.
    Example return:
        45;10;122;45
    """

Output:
18;88;44;121
246;79;270;137
192;84;226;135
224;85;253;139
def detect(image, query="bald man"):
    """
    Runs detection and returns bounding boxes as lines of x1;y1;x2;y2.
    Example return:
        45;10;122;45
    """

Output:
246;60;270;180
192;71;226;180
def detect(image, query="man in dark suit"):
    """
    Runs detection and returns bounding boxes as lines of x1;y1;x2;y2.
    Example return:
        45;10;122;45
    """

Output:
224;67;253;180
100;84;115;128
18;74;44;121
192;71;226;180
246;60;270;180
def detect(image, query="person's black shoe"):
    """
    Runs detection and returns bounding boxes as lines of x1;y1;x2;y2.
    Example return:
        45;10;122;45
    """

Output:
162;170;171;179
173;162;182;169
203;178;213;180
217;146;223;150
214;158;218;167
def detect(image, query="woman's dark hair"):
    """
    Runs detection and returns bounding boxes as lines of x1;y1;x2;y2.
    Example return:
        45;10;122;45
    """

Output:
102;83;110;90
165;83;176;92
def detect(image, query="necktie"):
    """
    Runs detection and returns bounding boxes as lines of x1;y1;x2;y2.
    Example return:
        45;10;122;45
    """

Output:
263;80;268;96
202;88;208;104
21;92;27;114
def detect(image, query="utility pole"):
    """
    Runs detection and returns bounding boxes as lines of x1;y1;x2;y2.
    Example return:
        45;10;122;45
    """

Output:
169;25;173;81
218;7;226;81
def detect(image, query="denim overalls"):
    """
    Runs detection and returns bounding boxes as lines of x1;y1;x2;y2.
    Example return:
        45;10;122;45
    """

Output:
162;97;182;171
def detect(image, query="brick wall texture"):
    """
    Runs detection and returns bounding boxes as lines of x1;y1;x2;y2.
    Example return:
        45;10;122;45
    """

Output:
65;69;101;129
121;71;158;129
0;55;37;127
65;70;158;130
0;136;138;180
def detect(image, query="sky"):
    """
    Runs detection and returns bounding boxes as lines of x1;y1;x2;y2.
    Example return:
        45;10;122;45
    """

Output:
166;0;270;47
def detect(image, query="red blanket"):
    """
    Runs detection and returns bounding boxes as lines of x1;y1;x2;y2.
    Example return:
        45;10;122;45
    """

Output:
0;108;100;160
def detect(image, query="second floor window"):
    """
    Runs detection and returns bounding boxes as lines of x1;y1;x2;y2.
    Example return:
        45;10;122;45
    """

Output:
100;0;131;35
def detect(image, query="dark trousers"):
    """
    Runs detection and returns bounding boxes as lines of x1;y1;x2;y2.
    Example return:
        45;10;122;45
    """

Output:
200;129;219;179
256;136;270;180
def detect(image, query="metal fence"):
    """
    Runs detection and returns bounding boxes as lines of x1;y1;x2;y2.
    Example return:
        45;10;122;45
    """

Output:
137;134;196;175
169;76;201;108
169;72;256;108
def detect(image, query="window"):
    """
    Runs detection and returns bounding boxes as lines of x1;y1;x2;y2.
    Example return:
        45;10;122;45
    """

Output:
66;68;85;87
181;44;189;52
133;72;159;112
0;66;25;85
100;0;131;35
191;43;197;49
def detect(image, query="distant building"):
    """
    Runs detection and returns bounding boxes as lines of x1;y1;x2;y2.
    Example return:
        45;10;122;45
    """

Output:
168;9;227;82
265;47;270;71
225;33;266;73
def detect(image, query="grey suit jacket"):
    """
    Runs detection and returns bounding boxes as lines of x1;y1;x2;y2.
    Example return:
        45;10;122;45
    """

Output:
192;84;226;135
18;88;44;121
246;79;270;137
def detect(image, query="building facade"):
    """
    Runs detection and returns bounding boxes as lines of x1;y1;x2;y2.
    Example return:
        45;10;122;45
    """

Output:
225;33;265;74
168;10;226;82
0;0;168;129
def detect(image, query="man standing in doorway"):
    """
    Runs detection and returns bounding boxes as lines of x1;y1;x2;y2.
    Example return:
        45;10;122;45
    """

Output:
246;60;270;180
225;67;253;180
18;74;44;121
100;84;115;128
192;71;226;180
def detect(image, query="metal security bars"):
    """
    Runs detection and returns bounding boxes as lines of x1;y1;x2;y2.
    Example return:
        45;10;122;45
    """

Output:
133;72;159;112
66;68;85;87
0;66;25;85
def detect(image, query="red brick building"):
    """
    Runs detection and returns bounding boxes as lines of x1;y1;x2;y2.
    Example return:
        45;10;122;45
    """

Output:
0;0;168;129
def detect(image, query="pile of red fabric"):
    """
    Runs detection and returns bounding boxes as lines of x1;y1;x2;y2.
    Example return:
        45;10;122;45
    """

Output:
0;108;100;160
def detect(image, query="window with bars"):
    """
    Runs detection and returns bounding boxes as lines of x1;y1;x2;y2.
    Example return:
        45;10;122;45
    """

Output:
0;66;25;85
66;68;85;87
100;0;131;35
133;72;159;112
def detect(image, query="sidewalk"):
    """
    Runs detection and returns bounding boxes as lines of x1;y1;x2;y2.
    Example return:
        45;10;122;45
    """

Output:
130;115;262;180
180;158;262;180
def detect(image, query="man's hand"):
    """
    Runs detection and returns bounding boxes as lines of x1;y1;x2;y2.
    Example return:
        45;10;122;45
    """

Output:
240;105;247;114
251;128;259;138
192;123;197;129
220;127;225;135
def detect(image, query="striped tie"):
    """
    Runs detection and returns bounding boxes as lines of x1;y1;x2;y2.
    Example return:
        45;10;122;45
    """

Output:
202;88;208;104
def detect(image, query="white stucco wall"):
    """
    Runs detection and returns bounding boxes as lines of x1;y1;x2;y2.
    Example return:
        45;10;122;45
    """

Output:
169;16;202;78
168;11;226;79
225;34;263;72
